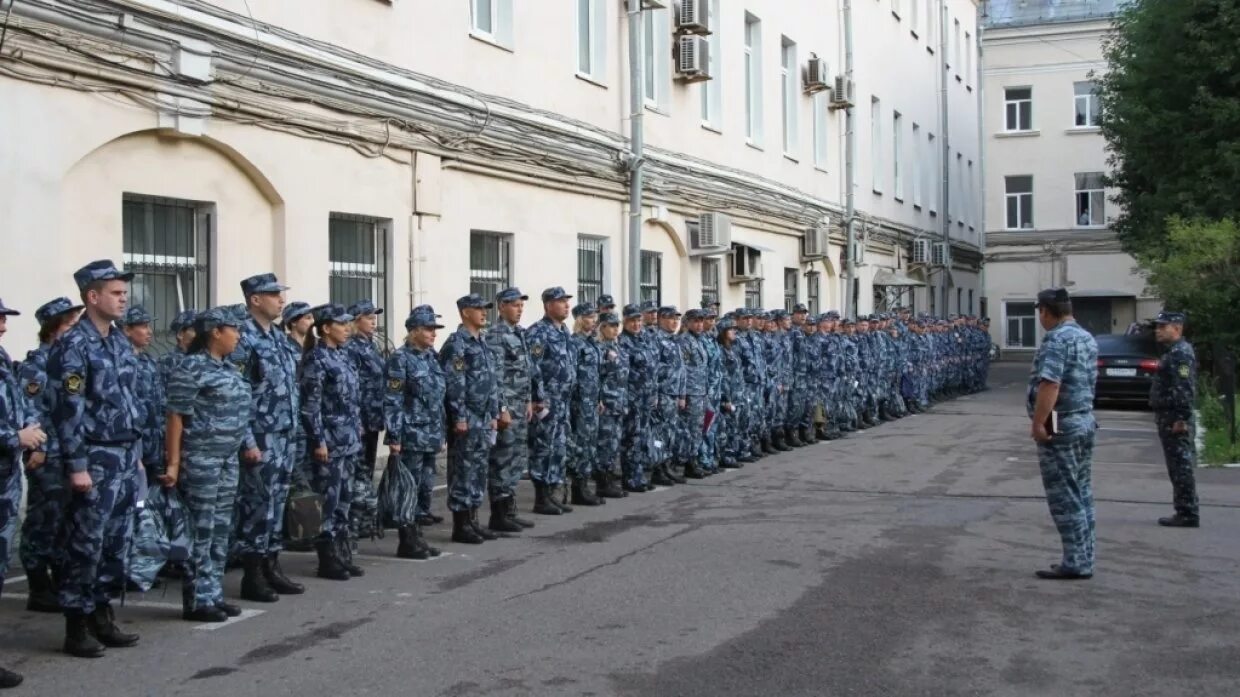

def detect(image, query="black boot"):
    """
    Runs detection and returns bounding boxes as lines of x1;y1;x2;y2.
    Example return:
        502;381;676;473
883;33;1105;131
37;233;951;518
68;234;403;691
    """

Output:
413;523;441;558
470;509;500;540
762;436;778;455
489;499;525;533
336;533;364;577
451;510;485;544
214;599;242;617
0;666;23;688
182;604;229;623
570;477;604;506
798;426;816;445
772;430;792;452
532;481;562;515
25;565;62;613
396;525;428;560
650;466;675;487
240;554;279;603
263;553;305;595
550;485;574;513
315;538;350;581
595;471;625;498
666;463;687;484
88;605;139;648
63;614;105;658
506;497;536;528
786;428;805;448
683;461;706;479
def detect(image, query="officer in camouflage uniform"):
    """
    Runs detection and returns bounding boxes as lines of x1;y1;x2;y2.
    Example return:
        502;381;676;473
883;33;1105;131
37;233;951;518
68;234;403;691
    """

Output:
715;316;744;468
50;261;143;657
282;301;315;494
653;306;687;485
527;287;577;513
569;302;605;505
18;297;82;614
1150;311;1200;528
121;307;165;491
486;287;539;531
440;294;502;544
678;309;710;478
734;309;763;459
165;307;251;623
594;311;628;497
158;310;198;388
382;305;447;559
698;308;725;473
619;304;656;492
233;274;305;601
300;303;363;580
345;299;386;540
786;305;812;446
1028;288;1098;580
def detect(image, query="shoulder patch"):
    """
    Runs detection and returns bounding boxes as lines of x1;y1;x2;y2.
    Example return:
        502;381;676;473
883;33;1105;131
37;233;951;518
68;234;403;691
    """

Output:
234;360;247;374
1178;364;1190;378
453;356;466;372
388;377;403;392
26;381;41;397
64;373;84;395
531;344;544;358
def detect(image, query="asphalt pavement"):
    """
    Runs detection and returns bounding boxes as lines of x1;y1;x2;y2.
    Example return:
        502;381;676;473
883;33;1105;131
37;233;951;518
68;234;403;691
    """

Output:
3;362;1239;696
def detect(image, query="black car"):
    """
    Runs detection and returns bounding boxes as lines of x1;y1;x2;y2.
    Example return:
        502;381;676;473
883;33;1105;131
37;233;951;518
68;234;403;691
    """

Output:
1094;332;1160;405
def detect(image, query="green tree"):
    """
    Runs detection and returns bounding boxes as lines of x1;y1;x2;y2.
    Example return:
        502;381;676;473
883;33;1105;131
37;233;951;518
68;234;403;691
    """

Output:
1139;218;1240;353
1097;0;1240;257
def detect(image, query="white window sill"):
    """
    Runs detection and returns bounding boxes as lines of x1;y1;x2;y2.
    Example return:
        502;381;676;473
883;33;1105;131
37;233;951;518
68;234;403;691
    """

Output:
1065;126;1102;135
783;153;799;164
645;104;670;117
894;196;905;204
469;31;513;53
911;30;919;40
746;140;764;152
575;73;608;89
1005;227;1037;232
872;188;883;196
701;122;722;134
966;85;973;93
1073;225;1107;230
913;203;923;211
995;130;1040;138
814;165;829;175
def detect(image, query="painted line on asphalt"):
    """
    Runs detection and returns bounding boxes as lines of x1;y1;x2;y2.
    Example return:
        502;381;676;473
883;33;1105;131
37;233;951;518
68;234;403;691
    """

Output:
5;575;25;585
193;608;266;631
353;551;457;563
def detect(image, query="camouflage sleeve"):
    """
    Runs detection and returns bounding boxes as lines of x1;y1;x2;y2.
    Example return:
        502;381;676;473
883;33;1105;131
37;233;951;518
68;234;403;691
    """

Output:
1036;335;1067;385
300;352;326;448
17;361;51;453
1164;348;1196;420
383;354;406;444
0;378;20;454
50;341;90;473
165;358;200;417
439;339;467;425
234;334;260;452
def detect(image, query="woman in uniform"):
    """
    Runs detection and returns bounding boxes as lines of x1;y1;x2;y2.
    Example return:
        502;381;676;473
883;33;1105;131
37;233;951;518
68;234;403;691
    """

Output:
568;303;603;506
593;312;627;499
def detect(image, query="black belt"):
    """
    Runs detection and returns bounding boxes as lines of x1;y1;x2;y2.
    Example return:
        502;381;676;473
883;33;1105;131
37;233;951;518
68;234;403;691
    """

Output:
85;437;138;446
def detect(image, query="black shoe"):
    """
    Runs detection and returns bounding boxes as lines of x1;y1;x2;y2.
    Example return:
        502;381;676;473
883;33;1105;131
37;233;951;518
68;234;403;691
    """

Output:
666;464;687;485
595;472;625;499
651;469;675;487
413;524;441;558
25;565;62;613
489;500;524;533
622;482;648;494
182;605;229;623
550;485;574;513
737;453;757;464
532;481;562;515
470;510;500;540
1034;564;1093;580
396;525;427;559
415;514;439;527
336;534;365;577
63;614;105;658
315;538;350;581
719;459;739;469
1158;515;1200;528
785;428;804;448
88;605;139;647
263;553;305;595
240;554;279;603
505;497;536;528
683;462;706;479
0;666;22;689
771;431;792;452
215;600;242;617
570;478;604;506
451;511;485;544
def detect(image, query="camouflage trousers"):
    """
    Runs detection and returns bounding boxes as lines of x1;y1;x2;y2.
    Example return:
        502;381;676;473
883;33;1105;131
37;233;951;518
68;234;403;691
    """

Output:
235;430;296;556
717;404;742;463
743;382;766;440
59;443;141;615
20;459;67;574
0;458;21;587
597;411;624;478
652;396;679;468
180;451;240;611
311;450;356;540
676;395;707;464
1157;415;1199;520
529;397;570;486
1037;433;1096;575
768;386;788;432
697;402;720;472
289;426;312;493
388;449;434;526
788;387;811;431
447;428;489;512
351;431;382;538
489;410;529;501
570;398;601;479
621;397;654;489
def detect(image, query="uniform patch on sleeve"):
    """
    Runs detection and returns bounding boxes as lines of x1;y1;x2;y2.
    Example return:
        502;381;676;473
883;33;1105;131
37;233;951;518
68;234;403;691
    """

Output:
64;373;84;395
453;357;466;372
1179;365;1190;378
531;344;544;358
388;378;403;392
26;381;41;396
234;360;247;374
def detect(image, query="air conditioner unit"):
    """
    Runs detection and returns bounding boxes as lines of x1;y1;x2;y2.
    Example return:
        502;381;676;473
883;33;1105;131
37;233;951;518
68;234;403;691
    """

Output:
829;75;855;109
801;224;828;260
804;56;830;95
675;0;710;34
676;35;711;82
911;238;931;265
689;211;731;255
728;244;762;283
932;242;951;266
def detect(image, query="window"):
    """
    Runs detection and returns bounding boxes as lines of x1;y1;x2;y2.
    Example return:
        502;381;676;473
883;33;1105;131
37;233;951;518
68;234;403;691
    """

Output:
912;123;922;207
967;159;975;229
871;97;882;193
781;37;798;155
577;0;607;82
577;235;606;304
470;0;513;49
470;231;511;325
953;19;960;74
927;132;937;214
1005;175;1034;230
641;8;671;109
965;31;972;86
640;250;662;305
643;10;656;104
892;0;902;19
1004;87;1032;131
955;152;963;226
700;0;721;127
1005;301;1037;348
701;257;721;307
813;92;829;168
956;288;963;314
744;280;762;309
330;214;391;336
968;289;974;315
929;284;936;316
1075;172;1106;227
472;0;495;35
910;0;919;35
122;194;211;354
806;271;820;315
744;13;763;143
784;268;799;311
893;111;904;201
1074;81;1101;127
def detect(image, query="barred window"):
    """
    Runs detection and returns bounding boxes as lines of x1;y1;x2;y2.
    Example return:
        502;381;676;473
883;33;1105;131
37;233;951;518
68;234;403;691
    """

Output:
783;268;799;312
744;280;762;309
806;271;820;315
577;236;606;305
470;231;511;325
700;257;721;308
330;214;391;340
640;251;662;305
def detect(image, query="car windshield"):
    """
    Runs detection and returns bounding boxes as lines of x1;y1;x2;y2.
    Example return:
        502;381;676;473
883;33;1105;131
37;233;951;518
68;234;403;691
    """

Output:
1096;334;1157;357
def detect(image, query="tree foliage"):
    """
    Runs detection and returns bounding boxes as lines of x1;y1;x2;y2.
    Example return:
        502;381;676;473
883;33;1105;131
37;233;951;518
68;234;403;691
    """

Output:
1097;0;1240;257
1139;218;1240;353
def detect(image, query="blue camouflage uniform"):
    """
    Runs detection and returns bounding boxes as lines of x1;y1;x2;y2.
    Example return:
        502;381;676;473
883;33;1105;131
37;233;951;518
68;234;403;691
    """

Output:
486;288;542;508
49;262;144;617
1150;313;1199;523
383;306;447;527
698;313;724;472
1028;302;1098;576
122;307;165;484
166;308;251;612
440;298;500;514
2;305;41;599
678;311;709;469
653;307;686;470
595;315;628;481
716;319;744;465
619;305;656;489
157;310;198;389
569;303;602;481
526;287;577;488
344;300;386;538
281;301;314;494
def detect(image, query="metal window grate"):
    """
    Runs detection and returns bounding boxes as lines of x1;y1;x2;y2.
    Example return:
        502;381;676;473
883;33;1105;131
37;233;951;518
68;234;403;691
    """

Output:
577;236;605;305
783;268;799;312
122;194;211;355
330;213;390;341
744;280;762;309
700;257;720;308
640;250;661;306
471;231;511;325
806;271;820;315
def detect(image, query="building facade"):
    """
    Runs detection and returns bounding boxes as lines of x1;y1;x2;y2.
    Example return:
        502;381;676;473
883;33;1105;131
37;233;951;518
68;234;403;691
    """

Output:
0;0;983;352
981;0;1158;354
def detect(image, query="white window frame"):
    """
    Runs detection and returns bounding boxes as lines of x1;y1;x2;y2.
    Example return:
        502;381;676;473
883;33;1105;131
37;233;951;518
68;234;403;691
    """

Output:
1005;175;1034;230
781;36;798;156
893;110;904;201
871;96;883;193
1074;172;1106;228
576;0;607;83
967;159;975;230
910;0;919;36
1004;87;1033;132
927;131;937;214
911;123;922;207
470;0;514;50
1005;301;1038;348
953;18;961;76
813;92;829;170
965;31;972;87
700;0;722;129
1074;81;1101;128
744;13;764;145
892;0;902;20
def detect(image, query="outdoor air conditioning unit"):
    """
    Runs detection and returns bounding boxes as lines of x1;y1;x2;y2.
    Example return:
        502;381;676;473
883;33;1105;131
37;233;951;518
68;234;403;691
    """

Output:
676;35;712;82
932;242;951;266
689;211;731;255
675;0;710;35
801;224;828;260
728;244;762;283
912;238;931;264
804;56;830;95
829;75;855;109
